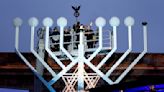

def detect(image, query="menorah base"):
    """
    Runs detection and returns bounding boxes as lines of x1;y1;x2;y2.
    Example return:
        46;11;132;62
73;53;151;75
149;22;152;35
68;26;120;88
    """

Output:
62;67;100;92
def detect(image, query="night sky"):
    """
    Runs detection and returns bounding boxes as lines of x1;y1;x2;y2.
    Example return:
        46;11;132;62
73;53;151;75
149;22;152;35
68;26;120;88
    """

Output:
0;0;164;53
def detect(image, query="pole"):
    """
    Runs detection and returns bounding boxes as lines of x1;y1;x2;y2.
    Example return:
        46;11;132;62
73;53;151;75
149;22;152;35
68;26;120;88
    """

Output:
34;30;45;92
77;31;85;91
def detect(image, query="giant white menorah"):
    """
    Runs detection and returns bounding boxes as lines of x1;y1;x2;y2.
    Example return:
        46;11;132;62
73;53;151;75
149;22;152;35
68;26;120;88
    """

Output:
13;16;147;92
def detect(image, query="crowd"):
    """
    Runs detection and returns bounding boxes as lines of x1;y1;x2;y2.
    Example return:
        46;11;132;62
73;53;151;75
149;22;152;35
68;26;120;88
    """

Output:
37;21;98;51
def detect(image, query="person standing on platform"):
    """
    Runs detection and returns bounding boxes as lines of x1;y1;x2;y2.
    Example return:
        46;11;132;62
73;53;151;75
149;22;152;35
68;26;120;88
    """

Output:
85;25;94;48
64;28;71;49
50;27;60;51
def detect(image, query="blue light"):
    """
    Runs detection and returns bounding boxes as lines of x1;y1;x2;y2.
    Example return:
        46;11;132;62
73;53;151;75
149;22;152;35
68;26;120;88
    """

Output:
125;86;149;92
155;84;164;89
0;88;29;92
124;84;164;92
157;90;164;92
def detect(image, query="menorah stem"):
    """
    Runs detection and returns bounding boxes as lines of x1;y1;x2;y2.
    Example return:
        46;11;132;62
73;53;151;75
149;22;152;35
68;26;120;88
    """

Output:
59;27;75;62
106;26;132;77
15;27;20;49
87;27;103;61
15;26;38;76
30;27;35;53
77;31;85;91
114;24;148;84
45;26;65;69
60;27;64;47
128;26;132;50
143;25;148;51
99;27;103;46
97;26;117;69
79;31;84;45
30;27;56;77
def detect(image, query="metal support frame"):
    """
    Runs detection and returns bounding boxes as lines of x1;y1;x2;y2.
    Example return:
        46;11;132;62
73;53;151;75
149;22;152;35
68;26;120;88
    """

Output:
34;32;45;92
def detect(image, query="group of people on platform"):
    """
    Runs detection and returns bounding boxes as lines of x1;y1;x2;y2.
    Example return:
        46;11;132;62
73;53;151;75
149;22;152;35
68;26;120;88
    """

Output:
37;21;98;51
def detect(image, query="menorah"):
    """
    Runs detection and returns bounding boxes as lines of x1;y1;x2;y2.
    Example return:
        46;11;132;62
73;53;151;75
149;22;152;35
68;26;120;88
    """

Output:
13;16;148;92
